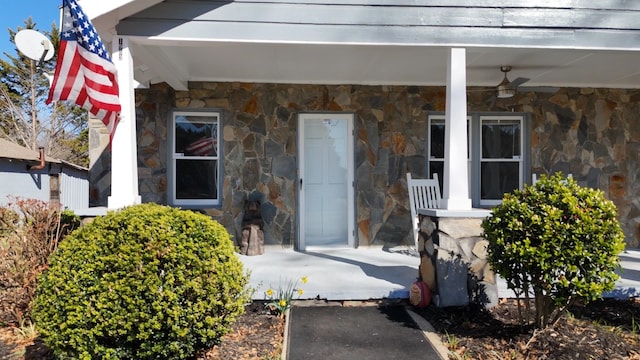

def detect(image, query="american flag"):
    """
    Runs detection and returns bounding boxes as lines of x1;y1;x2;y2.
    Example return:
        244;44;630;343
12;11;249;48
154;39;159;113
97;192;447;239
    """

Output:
47;0;121;143
185;137;217;156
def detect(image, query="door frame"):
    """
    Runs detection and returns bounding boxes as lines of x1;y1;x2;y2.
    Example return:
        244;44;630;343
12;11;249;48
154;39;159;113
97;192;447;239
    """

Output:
297;112;355;251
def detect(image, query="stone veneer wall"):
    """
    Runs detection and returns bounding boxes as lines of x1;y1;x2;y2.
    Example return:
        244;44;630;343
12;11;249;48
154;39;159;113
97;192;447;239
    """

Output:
418;216;497;308
89;83;640;248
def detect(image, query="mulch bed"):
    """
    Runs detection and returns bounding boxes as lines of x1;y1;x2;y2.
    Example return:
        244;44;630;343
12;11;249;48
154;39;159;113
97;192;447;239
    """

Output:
414;297;640;359
198;301;284;360
0;301;284;360
2;298;639;359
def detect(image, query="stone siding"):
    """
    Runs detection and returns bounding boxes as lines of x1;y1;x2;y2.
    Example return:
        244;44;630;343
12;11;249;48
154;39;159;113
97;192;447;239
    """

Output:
418;216;498;308
89;83;640;248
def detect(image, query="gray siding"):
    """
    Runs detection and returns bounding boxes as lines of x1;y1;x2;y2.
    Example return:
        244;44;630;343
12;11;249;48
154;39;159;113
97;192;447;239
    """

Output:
0;159;51;204
60;168;89;211
0;159;89;212
117;1;640;50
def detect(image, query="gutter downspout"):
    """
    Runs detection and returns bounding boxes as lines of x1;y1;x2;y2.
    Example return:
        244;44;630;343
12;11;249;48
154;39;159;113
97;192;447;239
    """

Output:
27;147;46;171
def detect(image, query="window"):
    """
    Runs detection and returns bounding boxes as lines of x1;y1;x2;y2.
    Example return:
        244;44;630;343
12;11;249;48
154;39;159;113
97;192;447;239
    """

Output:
480;116;522;206
169;110;221;207
427;116;471;191
427;113;528;207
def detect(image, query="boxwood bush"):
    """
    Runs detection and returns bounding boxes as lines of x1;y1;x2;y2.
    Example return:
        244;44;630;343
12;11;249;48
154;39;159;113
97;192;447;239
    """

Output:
33;203;250;359
482;173;625;329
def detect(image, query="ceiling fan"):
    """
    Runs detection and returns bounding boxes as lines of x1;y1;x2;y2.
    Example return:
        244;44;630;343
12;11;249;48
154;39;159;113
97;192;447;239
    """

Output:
495;66;529;98
469;66;558;98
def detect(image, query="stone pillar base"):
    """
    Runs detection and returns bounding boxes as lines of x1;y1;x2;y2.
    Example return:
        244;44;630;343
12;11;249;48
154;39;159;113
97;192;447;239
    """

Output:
417;215;498;309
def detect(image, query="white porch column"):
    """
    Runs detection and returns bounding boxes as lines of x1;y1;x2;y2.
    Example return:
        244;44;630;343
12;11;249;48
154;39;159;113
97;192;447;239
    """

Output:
108;36;141;209
442;48;472;210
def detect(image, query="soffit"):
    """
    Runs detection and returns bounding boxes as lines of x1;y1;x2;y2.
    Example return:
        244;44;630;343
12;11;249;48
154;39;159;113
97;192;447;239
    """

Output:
79;0;640;90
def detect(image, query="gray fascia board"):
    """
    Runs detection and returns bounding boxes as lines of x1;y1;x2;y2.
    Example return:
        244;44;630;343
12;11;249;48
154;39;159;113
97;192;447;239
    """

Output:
122;2;640;31
263;0;636;10
117;21;640;51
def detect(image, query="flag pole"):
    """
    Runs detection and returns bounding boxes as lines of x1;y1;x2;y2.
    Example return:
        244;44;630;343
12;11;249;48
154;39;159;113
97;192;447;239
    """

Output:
46;0;140;209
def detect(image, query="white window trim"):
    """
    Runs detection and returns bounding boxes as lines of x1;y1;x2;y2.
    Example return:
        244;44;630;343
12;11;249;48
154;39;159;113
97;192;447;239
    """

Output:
478;115;524;206
427;112;528;208
169;110;222;207
427;114;472;189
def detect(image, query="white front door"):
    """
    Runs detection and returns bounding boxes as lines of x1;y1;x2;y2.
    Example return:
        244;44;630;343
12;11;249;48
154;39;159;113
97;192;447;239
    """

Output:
298;113;355;250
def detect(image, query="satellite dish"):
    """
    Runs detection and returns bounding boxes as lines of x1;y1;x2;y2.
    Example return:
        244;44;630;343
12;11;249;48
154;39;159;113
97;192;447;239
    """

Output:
15;29;54;62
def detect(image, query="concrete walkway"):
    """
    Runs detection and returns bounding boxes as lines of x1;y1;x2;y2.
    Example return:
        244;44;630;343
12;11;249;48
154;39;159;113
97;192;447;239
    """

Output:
240;246;639;360
241;246;421;300
239;246;640;301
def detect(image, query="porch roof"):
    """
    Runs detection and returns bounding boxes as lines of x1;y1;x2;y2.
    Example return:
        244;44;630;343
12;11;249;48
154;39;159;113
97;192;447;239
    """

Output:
78;0;640;92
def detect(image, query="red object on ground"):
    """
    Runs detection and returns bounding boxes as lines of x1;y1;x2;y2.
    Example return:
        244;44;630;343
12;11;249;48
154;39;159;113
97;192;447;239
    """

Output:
409;280;432;308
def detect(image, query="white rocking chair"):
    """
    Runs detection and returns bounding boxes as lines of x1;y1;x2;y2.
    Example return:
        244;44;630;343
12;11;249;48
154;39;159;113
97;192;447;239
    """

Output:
406;172;442;250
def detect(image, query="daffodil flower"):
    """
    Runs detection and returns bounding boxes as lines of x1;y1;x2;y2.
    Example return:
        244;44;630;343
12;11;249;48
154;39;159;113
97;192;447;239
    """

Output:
264;276;309;316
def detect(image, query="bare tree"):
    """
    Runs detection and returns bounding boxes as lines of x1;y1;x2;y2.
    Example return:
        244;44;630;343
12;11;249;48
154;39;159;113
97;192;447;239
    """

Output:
0;18;88;167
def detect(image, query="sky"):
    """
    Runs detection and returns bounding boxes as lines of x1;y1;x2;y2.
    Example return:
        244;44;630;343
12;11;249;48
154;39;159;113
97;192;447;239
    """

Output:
0;0;61;60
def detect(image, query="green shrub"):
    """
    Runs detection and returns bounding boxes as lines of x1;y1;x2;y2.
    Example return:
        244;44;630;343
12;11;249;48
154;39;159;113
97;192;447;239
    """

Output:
58;208;82;239
33;203;251;359
481;173;625;329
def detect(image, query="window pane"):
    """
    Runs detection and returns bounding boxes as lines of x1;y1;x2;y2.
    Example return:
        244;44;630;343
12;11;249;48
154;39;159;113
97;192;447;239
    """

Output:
428;160;444;190
480;162;519;200
429;118;470;159
175;116;218;157
430;121;445;159
481;120;520;159
176;159;218;200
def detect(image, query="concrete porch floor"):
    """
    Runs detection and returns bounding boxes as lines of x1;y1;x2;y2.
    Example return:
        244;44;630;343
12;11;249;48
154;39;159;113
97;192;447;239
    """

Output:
239;246;640;301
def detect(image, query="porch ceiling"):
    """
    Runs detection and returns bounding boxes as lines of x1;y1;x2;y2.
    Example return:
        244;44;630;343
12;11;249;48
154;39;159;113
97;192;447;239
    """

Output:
128;38;640;91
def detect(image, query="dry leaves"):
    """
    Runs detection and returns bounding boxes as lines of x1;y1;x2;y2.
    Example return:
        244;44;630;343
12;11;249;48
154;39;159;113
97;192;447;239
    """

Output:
0;302;285;360
199;303;285;360
417;298;640;360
